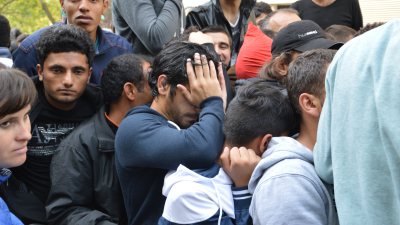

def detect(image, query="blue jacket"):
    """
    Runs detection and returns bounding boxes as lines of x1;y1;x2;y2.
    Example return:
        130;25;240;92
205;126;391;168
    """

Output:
0;169;23;225
12;23;133;85
115;97;225;225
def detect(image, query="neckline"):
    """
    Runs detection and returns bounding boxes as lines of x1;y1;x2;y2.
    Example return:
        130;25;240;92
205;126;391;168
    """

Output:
311;0;337;7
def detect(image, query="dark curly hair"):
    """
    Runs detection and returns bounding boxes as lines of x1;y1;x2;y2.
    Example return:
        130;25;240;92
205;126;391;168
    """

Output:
36;25;94;68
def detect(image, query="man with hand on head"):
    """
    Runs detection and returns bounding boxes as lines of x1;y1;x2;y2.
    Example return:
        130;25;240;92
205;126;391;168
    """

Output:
115;41;227;225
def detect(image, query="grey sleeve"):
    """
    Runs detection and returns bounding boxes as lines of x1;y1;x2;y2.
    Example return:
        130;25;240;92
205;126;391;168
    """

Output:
250;175;328;225
113;0;183;55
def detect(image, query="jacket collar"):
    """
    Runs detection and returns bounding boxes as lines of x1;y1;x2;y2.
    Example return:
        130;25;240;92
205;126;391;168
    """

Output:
94;106;116;153
62;20;112;55
95;26;111;54
0;168;11;184
212;0;255;16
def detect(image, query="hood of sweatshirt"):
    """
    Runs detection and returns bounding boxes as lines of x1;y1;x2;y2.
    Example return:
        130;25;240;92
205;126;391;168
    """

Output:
162;164;234;223
248;136;313;193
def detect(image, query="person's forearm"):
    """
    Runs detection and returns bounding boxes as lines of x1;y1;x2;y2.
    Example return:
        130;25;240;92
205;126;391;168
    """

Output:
117;0;182;55
117;98;224;170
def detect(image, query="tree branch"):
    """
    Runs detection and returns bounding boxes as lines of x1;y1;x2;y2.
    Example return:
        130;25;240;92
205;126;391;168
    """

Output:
0;0;17;13
37;0;56;24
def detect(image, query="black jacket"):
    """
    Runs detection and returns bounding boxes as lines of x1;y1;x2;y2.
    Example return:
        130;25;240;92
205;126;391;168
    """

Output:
46;106;127;225
186;0;255;55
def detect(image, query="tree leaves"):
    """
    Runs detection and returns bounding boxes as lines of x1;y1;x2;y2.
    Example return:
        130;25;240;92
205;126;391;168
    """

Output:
0;0;60;34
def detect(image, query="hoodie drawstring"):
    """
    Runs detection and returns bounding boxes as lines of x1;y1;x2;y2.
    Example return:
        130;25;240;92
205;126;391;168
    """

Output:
211;180;223;225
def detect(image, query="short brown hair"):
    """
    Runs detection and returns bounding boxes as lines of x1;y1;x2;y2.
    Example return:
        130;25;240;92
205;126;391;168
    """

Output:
0;69;37;117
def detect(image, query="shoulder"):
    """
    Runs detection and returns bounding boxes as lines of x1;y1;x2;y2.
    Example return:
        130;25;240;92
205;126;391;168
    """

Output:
256;158;321;191
15;25;53;54
187;1;214;15
59;113;97;146
347;0;361;7
291;0;310;8
101;28;133;51
82;84;103;107
252;169;324;209
120;106;165;130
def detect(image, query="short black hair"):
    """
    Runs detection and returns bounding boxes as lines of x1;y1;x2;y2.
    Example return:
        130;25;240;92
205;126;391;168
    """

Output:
253;2;273;18
149;41;219;97
201;25;232;48
224;79;295;146
36;25;94;68
0;14;11;48
287;49;337;113
355;22;385;37
101;54;152;104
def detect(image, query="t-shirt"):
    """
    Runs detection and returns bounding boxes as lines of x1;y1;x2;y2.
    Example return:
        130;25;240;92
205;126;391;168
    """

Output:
291;0;363;30
13;87;99;203
230;13;241;67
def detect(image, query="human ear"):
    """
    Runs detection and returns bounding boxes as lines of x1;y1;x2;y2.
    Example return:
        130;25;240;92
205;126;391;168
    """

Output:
156;75;169;95
123;82;137;101
275;55;289;77
87;68;92;83
258;134;272;155
299;93;321;118
36;64;43;81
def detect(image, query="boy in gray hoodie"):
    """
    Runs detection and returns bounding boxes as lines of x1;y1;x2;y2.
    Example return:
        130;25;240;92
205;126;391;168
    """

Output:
159;79;296;225
248;49;338;225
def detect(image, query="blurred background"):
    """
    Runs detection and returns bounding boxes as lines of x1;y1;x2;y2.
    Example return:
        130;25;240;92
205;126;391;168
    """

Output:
0;0;398;34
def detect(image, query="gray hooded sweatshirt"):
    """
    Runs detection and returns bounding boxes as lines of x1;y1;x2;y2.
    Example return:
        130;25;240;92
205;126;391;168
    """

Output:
248;137;338;225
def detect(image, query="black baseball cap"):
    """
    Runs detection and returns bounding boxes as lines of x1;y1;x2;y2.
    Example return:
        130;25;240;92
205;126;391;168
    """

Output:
271;20;343;55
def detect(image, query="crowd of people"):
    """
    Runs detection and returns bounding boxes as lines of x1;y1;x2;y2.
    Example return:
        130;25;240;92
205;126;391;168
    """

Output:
0;0;398;225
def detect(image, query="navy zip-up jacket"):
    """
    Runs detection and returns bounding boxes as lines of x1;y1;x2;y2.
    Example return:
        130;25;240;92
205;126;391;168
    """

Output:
115;97;225;225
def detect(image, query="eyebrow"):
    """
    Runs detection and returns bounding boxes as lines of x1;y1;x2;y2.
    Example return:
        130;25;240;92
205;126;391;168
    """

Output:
72;66;88;71
48;64;66;70
48;64;88;71
0;115;17;122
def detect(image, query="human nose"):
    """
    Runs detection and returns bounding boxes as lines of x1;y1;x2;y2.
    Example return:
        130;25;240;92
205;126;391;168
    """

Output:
214;44;221;55
63;72;74;87
79;0;90;12
16;117;32;142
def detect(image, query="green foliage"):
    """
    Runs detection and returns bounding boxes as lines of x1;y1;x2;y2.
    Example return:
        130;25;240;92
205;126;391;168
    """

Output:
0;0;61;34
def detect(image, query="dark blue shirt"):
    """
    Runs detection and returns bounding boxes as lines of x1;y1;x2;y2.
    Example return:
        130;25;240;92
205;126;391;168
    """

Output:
115;97;225;225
